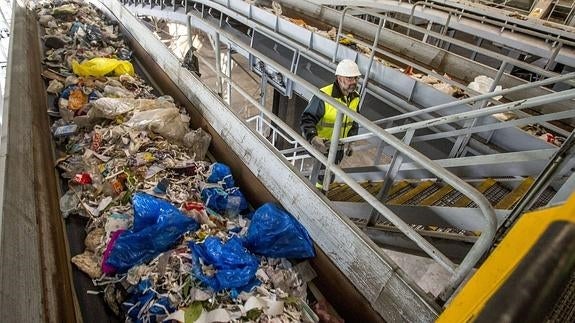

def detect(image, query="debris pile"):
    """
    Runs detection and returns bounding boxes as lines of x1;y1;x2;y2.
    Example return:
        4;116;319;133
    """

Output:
36;0;320;321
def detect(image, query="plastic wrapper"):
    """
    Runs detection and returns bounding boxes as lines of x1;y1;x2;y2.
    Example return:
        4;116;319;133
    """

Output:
88;97;176;120
244;203;315;259
103;85;136;98
206;162;235;189
102;193;199;274
201;186;248;216
468;75;503;100
191;236;260;293
124;108;189;142
183;128;211;161
72;57;135;77
59;189;80;217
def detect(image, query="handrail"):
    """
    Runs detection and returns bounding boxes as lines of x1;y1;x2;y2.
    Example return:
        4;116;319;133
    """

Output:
128;0;499;301
332;6;491;103
330;3;575;130
409;0;575;48
343;5;573;84
373;72;575;125
350;88;575;142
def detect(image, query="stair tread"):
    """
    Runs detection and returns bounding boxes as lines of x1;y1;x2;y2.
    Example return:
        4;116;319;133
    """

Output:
388;180;435;205
495;177;535;209
420;185;455;206
453;178;497;207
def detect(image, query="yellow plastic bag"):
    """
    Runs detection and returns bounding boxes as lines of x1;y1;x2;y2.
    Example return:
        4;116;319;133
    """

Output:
72;58;135;77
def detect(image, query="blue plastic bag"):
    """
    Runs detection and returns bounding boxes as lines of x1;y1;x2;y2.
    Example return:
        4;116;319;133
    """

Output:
243;203;315;259
103;193;199;273
190;236;260;293
206;162;235;189
132;192;182;232
201;186;248;215
123;280;175;322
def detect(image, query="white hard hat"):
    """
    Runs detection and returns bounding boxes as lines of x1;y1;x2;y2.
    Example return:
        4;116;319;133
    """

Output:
335;59;361;77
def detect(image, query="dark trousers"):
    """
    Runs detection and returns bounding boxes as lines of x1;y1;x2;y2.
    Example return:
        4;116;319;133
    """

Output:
314;149;344;190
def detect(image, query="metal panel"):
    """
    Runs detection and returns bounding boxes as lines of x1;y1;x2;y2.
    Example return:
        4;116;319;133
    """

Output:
249;4;277;30
361;90;400;121
295;54;334;88
309;32;337;57
251;30;295;70
335;41;359;62
277;18;312;47
250;30;295;95
0;2;78;321
227;0;250;17
101;0;439;320
334;202;510;231
381;67;416;99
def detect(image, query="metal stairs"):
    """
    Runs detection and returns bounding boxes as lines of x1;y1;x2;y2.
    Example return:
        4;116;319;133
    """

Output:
327;176;561;262
328;177;545;210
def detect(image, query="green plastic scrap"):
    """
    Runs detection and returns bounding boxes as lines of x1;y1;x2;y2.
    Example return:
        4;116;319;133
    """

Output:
184;302;203;323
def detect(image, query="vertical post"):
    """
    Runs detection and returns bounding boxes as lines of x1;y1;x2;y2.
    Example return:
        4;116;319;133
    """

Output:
226;44;232;105
470;37;483;61
213;33;223;96
359;18;384;100
545;41;562;71
333;7;351;63
450;62;507;158
366;129;415;227
187;15;193;49
322;111;344;191
258;62;268;134
422;20;432;43
436;14;451;48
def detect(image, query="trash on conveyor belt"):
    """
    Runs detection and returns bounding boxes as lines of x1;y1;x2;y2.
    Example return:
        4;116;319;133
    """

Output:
35;0;320;321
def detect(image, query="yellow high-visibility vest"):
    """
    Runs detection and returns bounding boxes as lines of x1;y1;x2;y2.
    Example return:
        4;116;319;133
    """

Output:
316;84;359;139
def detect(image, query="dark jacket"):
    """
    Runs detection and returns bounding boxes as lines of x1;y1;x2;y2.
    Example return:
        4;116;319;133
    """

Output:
299;81;359;142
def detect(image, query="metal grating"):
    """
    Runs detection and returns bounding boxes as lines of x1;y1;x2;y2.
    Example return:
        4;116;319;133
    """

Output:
530;188;558;210
468;183;510;208
384;184;414;202
435;191;464;207
544;270;575;323
402;183;442;206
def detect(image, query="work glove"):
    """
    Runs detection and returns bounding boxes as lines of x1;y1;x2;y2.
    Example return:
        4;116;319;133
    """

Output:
344;143;353;157
311;135;328;154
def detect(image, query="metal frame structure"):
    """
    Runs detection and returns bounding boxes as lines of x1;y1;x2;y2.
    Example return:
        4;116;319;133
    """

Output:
115;0;575;303
116;0;503;304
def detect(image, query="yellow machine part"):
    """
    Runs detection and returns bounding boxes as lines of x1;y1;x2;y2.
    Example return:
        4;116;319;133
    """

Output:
437;193;575;322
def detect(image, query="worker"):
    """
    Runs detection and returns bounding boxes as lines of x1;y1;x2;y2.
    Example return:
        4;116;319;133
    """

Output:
299;59;361;190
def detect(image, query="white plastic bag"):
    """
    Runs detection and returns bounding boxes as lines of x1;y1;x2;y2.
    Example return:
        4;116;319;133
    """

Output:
124;108;189;141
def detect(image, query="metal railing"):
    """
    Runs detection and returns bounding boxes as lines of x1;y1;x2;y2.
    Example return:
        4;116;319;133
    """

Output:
120;0;500;302
330;5;575;159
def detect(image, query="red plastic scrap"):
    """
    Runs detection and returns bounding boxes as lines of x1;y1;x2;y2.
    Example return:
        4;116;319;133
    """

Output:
73;172;93;185
91;132;103;151
184;201;204;212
